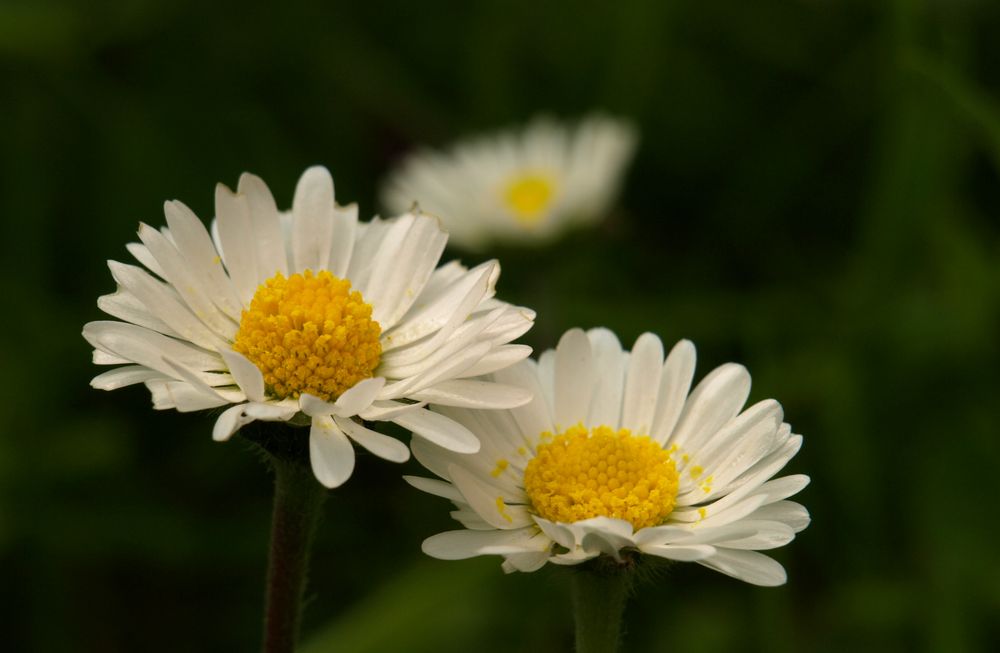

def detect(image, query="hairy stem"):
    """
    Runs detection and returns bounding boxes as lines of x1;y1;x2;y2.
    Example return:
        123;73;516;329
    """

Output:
571;564;632;653
262;455;326;653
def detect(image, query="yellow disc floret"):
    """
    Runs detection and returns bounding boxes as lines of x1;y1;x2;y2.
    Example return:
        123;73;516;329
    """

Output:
232;270;381;401
503;173;555;225
523;425;679;530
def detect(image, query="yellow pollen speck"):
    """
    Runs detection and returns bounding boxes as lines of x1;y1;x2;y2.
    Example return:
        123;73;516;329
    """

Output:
523;424;679;530
496;497;513;523
491;459;510;478
689;465;704;479
517;446;527;456
503;173;555;225
232;270;381;401
213;255;222;265
698;507;707;520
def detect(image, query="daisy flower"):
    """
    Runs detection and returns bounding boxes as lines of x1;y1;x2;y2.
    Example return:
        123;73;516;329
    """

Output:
381;114;637;250
407;328;810;586
83;166;535;488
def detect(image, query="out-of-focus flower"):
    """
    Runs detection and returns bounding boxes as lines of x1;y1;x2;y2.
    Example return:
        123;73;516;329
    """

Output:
381;115;637;250
83;166;535;488
408;328;809;586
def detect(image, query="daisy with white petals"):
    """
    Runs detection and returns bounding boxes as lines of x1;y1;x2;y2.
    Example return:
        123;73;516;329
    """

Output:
408;328;809;586
381;115;637;250
83;166;535;488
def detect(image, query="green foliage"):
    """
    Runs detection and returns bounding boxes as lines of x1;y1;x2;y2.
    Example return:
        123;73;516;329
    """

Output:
1;0;999;651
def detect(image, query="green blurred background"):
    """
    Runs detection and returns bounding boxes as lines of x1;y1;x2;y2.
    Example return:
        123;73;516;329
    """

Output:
2;0;999;651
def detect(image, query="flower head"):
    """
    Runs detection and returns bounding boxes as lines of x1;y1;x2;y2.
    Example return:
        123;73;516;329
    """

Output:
381;115;637;250
408;328;810;586
83;166;535;488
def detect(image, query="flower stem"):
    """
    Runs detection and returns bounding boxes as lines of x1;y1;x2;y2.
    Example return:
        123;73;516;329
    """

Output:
262;454;326;653
571;564;632;653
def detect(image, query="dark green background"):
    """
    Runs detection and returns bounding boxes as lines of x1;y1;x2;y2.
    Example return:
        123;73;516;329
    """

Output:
2;0;998;651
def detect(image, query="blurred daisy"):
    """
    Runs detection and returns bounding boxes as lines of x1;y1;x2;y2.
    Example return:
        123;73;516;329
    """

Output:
407;328;809;586
381;115;637;250
83;166;535;488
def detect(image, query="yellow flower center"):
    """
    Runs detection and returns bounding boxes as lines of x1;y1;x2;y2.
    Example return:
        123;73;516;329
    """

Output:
503;173;555;225
232;270;382;401
523;425;679;530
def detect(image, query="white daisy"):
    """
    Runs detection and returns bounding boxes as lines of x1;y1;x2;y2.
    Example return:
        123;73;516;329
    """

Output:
83;166;536;488
381;114;637;250
407;328;810;586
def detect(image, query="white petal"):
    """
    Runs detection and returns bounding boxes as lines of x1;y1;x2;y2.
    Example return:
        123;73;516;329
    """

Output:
126;241;165;278
237;173;288;279
131;224;239;347
502;551;550;573
92;350;131;365
291;165;336;272
550;550;600;566
638;544;716;561
309;415;355;488
697;549;787;586
683;437;803;512
426;407;529;497
536;349;556;408
632;524;696;547
380;262;496;362
358;399;427;421
363;213;447;329
147;379;231;412
708;521;796;550
380;260;496;351
299;393;336;418
411;380;531;409
98;287;180;338
344;217;393;292
334;415;409;463
576;518;636;559
378;310;499;379
450;507;494;531
669;363;750;453
422;528;541;560
332;377;386;417
585;328;625;428
694;404;784;499
554;329;595;429
677;494;769;529
215;183;259;305
493;360;554;440
160;355;231;403
92;350;130;365
108;260;225;350
651;339;697;445
218;349;265;402
243;402;297;421
534;517;577;549
747;500;811;532
448;464;531;529
83;321;222;378
327;203;357;278
693;400;782;475
403;475;464;502
162;200;243;320
381;342;492;398
90;365;163;390
621;332;664;434
393;408;480;453
212;403;256;441
456;344;532;378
